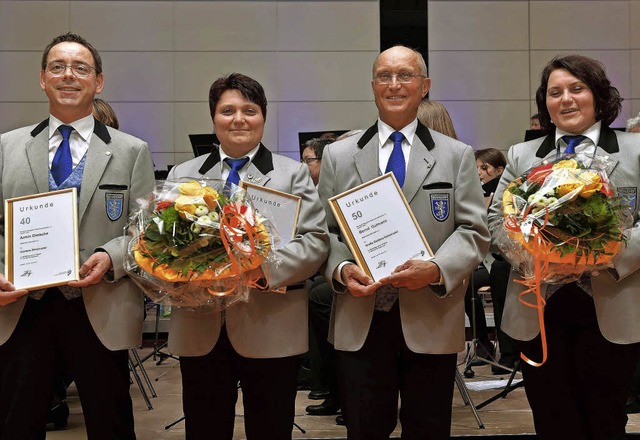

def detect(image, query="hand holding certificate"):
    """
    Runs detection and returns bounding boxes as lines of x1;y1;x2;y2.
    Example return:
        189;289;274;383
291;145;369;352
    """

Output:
328;173;433;284
4;188;79;291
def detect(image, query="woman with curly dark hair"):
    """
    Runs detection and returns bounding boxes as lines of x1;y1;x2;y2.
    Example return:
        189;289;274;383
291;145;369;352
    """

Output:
488;54;640;439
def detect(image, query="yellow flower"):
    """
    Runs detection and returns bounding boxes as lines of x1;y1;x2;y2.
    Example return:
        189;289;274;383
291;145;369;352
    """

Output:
175;181;220;217
552;159;579;170
557;183;583;198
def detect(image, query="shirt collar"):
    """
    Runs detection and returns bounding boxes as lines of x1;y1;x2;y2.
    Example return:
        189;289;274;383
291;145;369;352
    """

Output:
554;120;601;148
219;144;260;165
48;113;95;142
377;118;418;147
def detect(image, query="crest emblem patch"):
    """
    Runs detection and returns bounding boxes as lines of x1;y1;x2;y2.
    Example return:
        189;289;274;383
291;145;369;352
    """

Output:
430;194;450;222
105;193;124;221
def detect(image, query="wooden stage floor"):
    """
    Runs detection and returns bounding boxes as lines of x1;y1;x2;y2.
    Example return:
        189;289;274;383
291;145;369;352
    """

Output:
47;347;640;439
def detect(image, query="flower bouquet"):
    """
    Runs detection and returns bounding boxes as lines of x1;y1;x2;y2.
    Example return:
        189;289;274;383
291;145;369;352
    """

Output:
125;178;274;309
494;153;632;365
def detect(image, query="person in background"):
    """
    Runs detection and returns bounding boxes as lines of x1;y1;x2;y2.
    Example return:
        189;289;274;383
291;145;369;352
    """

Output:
0;32;155;439
488;54;640;439
301;137;334;186
417;99;458;139
474;148;519;375
530;113;541;130
92;98;119;130
626;112;640;133
166;72;328;440
318;45;490;439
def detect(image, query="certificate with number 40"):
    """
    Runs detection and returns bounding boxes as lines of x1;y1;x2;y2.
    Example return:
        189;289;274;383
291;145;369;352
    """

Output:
328;173;433;282
4;188;80;290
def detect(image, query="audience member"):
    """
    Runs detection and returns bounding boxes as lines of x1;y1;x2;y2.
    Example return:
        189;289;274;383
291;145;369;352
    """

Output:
488;54;640;439
530;113;541;130
166;73;328;440
92;98;120;129
626;112;640;133
318;45;490;439
417;99;458;139
474;148;519;374
0;32;155;439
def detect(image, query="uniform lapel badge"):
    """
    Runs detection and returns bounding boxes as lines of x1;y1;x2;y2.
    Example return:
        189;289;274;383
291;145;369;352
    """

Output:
430;193;450;222
105;193;124;221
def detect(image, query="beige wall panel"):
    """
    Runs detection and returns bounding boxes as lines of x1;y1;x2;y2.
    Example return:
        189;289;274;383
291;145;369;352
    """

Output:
174;1;277;51
630;50;640;99
631;1;640;50
428;1;528;51
276;1;379;51
276;52;377;102
276;101;377;158
0;102;50;134
71;1;174;51
530;50;630;100
629;99;640;122
0;1;68;51
173;102;216;153
429;51;530;101
99;52;174;102
530;1;628;50
0;53;45;102
442;100;531;150
108;102;174;156
174;52;277;102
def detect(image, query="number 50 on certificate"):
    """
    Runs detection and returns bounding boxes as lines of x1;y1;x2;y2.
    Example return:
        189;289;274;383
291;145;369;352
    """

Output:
328;173;433;282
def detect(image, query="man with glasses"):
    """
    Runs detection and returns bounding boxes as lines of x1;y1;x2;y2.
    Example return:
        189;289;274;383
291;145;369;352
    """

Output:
301;137;334;186
0;32;155;439
317;45;490;439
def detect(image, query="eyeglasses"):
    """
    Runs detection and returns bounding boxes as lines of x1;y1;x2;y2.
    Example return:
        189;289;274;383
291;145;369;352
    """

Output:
373;72;426;84
301;157;320;164
46;62;96;78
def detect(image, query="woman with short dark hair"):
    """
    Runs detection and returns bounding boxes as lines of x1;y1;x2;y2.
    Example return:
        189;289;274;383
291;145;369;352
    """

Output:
488;54;640;439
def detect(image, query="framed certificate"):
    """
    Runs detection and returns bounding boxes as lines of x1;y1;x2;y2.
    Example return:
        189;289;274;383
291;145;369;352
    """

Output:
328;173;433;282
4;188;80;290
239;181;301;249
239;182;302;294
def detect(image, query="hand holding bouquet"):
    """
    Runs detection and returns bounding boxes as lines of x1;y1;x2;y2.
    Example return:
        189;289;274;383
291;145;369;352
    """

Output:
494;153;632;366
498;155;630;283
125;179;273;309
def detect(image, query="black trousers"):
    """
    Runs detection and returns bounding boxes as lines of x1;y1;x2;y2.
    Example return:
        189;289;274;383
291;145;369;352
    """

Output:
337;303;456;440
0;289;135;440
519;283;640;440
308;277;339;398
490;258;518;362
464;265;490;341
180;326;300;440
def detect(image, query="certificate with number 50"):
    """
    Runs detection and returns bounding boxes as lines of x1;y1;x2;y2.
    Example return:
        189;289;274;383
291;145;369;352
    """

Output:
4;188;80;290
328;173;433;282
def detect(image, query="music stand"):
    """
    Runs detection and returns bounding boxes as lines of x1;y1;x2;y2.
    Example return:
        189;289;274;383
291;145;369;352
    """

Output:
188;133;219;157
476;359;523;410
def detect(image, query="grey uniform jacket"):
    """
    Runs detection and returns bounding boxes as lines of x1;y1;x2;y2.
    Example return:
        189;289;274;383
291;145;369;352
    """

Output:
0;118;156;350
487;127;640;344
318;121;491;354
166;144;329;358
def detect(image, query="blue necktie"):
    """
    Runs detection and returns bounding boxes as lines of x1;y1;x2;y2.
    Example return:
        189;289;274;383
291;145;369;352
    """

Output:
385;131;406;187
51;125;74;185
224;157;250;188
561;135;586;155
